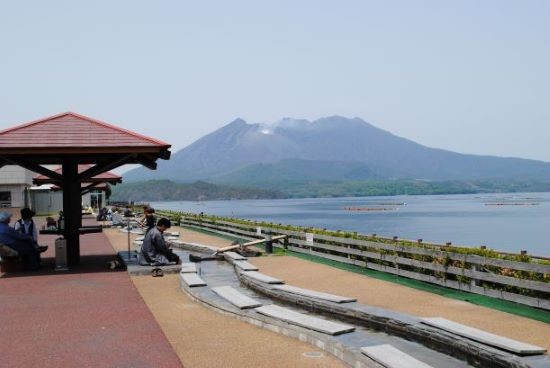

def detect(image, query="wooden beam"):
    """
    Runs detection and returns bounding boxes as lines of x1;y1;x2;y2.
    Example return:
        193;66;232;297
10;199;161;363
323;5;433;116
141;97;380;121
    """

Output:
3;157;64;182
78;154;134;181
159;149;171;160
136;156;157;170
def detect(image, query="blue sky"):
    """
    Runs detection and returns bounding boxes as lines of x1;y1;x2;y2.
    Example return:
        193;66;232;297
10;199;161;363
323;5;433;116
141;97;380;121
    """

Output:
1;0;549;170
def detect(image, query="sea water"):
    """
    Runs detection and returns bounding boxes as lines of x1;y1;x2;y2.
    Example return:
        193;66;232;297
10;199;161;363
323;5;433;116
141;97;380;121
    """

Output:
151;192;550;257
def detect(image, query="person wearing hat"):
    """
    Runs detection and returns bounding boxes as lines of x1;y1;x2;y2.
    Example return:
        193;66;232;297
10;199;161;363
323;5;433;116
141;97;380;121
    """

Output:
0;211;41;270
14;207;47;253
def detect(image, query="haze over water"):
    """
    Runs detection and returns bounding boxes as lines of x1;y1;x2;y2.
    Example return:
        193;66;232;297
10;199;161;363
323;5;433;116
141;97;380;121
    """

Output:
152;192;550;257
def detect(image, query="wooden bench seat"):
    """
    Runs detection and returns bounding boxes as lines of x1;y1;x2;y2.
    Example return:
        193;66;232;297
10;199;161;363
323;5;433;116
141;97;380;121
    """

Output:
361;344;434;368
0;245;22;273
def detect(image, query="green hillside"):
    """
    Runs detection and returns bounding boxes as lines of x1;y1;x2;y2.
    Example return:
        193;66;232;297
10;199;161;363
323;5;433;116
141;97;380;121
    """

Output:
111;178;550;201
110;180;285;201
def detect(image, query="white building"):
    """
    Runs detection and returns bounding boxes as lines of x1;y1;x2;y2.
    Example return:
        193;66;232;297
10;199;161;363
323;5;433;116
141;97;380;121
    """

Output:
0;165;33;208
0;165;105;213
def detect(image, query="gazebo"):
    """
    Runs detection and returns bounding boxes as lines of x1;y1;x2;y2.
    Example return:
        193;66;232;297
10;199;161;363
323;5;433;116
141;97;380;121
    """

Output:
0;112;171;265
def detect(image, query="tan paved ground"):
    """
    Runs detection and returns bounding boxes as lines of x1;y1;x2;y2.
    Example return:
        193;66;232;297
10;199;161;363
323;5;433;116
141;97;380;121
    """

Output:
105;224;550;366
105;227;344;368
252;256;550;351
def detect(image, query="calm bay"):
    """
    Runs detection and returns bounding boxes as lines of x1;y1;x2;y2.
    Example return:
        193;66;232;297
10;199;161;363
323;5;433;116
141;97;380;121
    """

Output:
151;192;550;257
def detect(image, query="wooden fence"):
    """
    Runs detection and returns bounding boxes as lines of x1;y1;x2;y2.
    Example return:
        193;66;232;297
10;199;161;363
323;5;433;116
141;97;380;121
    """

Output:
173;214;550;310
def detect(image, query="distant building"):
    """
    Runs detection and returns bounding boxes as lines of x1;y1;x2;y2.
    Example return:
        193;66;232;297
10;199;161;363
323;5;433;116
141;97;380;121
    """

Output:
29;184;63;214
0;165;109;213
0;165;33;208
30;185;105;214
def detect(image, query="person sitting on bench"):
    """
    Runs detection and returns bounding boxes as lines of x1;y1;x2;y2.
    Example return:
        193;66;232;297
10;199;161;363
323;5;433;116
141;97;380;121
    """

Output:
137;217;180;266
138;207;156;233
0;211;41;270
14;208;48;253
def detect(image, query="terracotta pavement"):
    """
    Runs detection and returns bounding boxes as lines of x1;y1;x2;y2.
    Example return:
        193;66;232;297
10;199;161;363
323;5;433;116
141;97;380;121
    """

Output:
0;219;183;368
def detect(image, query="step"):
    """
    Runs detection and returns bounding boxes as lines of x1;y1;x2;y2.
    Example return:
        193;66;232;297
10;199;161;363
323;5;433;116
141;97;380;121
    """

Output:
273;284;356;303
179;263;197;273
234;261;259;271
421;317;546;355
180;273;207;287
241;271;284;284
361;344;434;368
224;251;247;261
255;304;355;335
212;286;262;309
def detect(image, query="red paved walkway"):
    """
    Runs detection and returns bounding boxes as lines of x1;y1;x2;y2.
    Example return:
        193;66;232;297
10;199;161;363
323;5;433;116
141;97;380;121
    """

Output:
0;220;183;368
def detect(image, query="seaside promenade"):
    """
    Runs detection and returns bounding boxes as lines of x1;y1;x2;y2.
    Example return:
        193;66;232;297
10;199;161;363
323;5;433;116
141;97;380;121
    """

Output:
2;217;549;367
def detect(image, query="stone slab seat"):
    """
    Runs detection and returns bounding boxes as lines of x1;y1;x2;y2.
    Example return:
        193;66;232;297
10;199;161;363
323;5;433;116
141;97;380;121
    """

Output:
212;286;262;309
170;240;219;253
361;344;434;368
180;272;207;287
255;304;355;335
421;317;547;356
273;284;356;303
179;263;197;273
240;271;284;284
233;261;259;271
223;251;247;261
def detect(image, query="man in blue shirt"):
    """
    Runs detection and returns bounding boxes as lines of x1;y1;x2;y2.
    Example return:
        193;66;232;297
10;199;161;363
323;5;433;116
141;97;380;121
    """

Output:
0;211;40;270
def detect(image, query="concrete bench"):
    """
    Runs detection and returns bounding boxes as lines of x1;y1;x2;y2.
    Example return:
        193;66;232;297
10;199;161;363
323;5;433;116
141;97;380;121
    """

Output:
361;344;434;368
179;263;197;273
170;240;219;253
212;286;262;309
273;284;356;303
180;273;207;287
241;271;284;284
421;317;547;355
223;251;247;261
255;304;355;335
234;261;259;271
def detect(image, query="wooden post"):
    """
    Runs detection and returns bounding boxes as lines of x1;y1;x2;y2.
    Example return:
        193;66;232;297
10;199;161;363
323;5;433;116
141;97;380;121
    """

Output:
62;161;81;266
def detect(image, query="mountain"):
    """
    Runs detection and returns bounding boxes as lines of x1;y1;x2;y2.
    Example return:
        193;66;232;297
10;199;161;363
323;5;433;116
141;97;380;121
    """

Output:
123;116;550;184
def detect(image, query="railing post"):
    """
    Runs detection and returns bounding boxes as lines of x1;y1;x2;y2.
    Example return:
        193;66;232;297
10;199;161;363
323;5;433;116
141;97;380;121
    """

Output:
265;231;273;254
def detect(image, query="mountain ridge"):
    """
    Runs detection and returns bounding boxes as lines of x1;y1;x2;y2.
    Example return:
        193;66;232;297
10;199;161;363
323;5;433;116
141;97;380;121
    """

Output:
123;116;550;184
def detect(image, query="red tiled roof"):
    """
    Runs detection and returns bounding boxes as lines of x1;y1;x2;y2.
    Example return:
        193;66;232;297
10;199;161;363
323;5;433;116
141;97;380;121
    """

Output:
0;112;170;149
33;164;122;183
